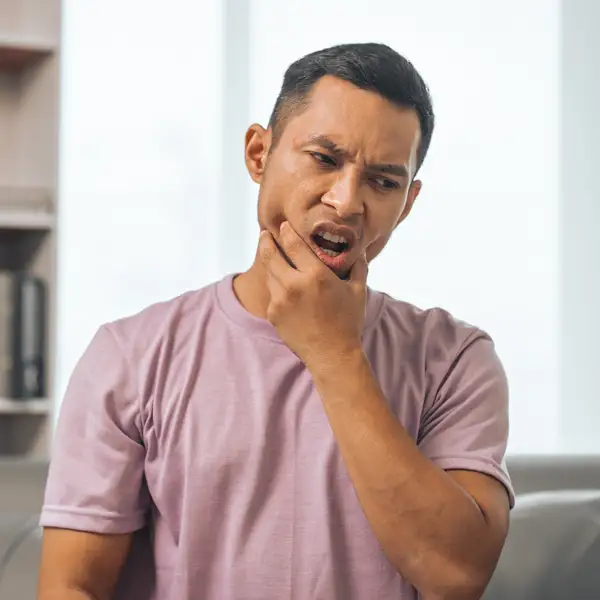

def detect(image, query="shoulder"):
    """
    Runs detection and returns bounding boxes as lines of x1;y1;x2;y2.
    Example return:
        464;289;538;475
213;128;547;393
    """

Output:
103;278;222;359
368;289;506;417
63;279;226;436
372;289;492;363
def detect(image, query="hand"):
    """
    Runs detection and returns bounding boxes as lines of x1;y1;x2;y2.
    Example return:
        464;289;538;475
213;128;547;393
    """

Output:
259;221;368;373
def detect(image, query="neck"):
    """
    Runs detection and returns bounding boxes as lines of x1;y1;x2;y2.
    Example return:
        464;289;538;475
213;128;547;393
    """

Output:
232;254;271;320
233;252;360;319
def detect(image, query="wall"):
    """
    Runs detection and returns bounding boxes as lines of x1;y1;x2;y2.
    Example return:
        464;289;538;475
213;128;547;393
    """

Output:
246;0;561;453
55;0;225;417
560;0;600;452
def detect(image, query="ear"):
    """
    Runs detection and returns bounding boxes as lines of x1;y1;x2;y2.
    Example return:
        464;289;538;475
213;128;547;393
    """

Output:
394;179;422;230
245;124;271;184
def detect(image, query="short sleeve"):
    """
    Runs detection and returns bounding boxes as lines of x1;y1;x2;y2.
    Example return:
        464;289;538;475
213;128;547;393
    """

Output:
40;325;149;533
418;332;515;508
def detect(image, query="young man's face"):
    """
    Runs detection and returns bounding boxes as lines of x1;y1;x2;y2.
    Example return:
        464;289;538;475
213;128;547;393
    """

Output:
245;75;423;278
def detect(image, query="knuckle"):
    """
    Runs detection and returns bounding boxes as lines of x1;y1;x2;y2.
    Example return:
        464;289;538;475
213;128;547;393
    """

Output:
268;295;285;318
266;308;280;326
261;246;275;261
285;241;302;256
284;282;302;302
313;272;329;289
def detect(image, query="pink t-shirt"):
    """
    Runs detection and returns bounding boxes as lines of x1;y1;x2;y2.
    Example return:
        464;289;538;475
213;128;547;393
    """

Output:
42;275;513;600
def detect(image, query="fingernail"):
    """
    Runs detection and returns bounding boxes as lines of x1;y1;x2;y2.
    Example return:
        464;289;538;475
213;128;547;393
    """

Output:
280;221;288;233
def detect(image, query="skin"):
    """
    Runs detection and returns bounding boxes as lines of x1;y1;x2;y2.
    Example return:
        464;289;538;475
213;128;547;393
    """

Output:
37;75;509;600
37;530;130;599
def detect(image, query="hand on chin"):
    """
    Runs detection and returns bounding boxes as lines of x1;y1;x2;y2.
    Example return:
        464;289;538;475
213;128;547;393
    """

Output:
258;221;368;372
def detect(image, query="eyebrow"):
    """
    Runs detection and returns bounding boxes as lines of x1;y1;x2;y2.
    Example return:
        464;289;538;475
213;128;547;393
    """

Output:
305;134;345;156
368;162;409;178
304;134;409;178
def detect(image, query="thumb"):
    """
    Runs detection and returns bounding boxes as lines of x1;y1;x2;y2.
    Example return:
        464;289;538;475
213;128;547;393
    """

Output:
349;253;369;286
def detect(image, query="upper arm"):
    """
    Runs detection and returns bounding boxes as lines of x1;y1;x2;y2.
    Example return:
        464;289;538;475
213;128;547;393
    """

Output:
37;528;132;600
417;330;513;576
39;326;148;592
418;332;515;509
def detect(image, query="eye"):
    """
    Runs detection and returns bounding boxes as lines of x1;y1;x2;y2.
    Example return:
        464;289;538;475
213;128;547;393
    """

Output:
370;176;401;191
310;152;337;167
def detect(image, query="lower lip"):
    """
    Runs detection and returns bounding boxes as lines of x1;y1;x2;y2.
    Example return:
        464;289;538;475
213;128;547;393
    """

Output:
312;243;352;272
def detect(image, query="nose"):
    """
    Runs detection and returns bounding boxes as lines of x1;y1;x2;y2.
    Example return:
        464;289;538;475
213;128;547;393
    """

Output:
321;170;364;218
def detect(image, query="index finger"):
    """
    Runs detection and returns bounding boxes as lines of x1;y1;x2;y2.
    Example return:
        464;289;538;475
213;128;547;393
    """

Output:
258;229;295;283
278;221;322;272
349;253;369;286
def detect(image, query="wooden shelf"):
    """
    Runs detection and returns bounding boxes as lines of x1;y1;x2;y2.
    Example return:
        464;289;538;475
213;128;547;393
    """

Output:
0;186;53;209
0;36;54;74
0;456;49;467
0;210;54;231
0;397;50;415
0;186;54;231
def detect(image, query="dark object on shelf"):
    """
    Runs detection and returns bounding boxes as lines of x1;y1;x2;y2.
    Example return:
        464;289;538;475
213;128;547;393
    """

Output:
0;41;53;74
0;273;11;397
8;272;46;399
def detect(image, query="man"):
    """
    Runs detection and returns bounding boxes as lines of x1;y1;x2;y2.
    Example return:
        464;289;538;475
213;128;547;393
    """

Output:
38;43;512;600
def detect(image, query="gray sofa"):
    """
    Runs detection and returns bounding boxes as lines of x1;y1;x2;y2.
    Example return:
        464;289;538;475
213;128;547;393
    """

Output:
0;460;46;600
1;456;599;599
483;456;600;600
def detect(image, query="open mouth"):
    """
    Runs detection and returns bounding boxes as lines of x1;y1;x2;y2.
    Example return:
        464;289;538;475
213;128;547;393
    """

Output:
312;231;351;258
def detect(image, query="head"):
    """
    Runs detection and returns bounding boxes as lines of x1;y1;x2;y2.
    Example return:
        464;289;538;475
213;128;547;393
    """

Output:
245;42;434;278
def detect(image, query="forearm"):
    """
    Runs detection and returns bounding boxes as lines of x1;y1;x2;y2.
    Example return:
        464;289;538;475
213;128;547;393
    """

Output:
39;590;98;600
309;350;496;599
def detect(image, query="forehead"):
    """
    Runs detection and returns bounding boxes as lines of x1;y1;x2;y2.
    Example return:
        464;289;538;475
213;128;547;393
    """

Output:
283;76;421;166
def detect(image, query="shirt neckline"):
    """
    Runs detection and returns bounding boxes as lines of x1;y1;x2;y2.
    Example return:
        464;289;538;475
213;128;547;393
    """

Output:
215;273;386;343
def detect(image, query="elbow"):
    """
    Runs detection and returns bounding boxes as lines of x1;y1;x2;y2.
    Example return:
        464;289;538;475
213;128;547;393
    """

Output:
423;583;487;600
416;557;495;600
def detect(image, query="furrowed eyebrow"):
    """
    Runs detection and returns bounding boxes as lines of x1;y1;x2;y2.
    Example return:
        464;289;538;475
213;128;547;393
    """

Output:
305;134;346;156
368;163;409;178
304;135;409;178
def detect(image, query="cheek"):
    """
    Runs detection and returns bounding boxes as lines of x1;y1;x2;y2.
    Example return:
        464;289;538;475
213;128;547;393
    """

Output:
365;233;392;262
257;163;317;229
256;181;301;234
363;198;407;259
257;188;284;233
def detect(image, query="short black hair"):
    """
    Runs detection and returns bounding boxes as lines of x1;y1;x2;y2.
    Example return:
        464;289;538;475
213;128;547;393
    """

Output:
268;42;435;171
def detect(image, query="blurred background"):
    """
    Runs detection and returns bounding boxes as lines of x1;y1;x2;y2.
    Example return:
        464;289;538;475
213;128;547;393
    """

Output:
0;0;599;465
1;1;600;598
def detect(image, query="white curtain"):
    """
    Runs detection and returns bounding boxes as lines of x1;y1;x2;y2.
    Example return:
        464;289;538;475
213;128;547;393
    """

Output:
56;0;225;419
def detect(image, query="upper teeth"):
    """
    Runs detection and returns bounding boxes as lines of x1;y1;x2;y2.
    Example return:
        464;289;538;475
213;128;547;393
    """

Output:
318;231;348;244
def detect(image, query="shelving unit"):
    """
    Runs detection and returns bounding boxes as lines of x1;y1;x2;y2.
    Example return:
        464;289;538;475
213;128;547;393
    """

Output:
0;185;55;230
0;36;55;72
0;397;50;415
0;0;61;459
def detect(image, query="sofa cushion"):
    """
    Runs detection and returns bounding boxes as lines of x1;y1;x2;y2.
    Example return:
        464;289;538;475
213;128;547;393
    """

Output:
0;514;42;600
484;489;600;600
